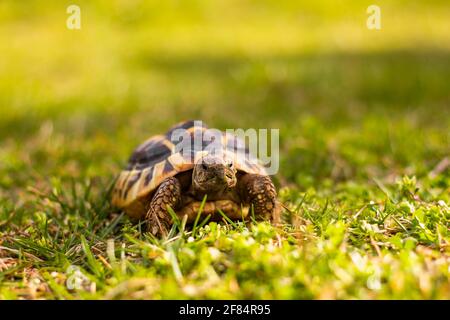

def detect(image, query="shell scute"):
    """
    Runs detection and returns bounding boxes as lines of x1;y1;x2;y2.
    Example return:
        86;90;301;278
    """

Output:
113;120;267;210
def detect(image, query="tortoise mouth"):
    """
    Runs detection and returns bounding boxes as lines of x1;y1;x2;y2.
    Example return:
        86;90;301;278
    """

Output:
194;175;233;192
193;168;236;193
225;174;237;188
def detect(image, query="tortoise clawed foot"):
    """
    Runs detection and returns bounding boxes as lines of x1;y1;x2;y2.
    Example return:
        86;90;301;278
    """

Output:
145;177;181;238
240;173;278;223
147;212;170;238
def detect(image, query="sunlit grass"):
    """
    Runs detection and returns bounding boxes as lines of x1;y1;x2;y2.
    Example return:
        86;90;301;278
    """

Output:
0;0;449;299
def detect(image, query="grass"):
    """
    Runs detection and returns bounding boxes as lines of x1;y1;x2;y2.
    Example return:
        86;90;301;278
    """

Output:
0;0;449;299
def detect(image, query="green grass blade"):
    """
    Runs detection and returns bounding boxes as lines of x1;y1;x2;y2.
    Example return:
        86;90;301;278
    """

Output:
80;235;103;278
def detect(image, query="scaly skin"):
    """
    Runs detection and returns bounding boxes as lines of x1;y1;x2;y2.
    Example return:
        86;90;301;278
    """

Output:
146;174;279;237
146;177;181;237
239;173;279;223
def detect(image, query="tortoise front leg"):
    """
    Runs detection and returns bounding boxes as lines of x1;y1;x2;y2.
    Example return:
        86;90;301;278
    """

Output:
239;174;279;223
146;177;181;237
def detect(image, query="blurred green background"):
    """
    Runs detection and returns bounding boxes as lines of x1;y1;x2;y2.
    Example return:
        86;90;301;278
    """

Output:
0;0;449;300
1;0;448;186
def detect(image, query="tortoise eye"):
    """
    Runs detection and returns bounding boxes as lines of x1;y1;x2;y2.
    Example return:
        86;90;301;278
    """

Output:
228;162;233;168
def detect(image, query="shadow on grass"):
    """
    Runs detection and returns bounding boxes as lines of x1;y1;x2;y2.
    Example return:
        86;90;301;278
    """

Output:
2;49;449;141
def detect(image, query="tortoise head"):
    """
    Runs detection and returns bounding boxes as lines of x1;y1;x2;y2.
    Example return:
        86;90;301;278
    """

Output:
192;154;237;193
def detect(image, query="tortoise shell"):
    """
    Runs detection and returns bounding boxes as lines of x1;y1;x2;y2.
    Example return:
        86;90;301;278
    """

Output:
112;120;267;217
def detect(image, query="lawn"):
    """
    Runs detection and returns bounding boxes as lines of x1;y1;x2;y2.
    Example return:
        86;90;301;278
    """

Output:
0;0;449;299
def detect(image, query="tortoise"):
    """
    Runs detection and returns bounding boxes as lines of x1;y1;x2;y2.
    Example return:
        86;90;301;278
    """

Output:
112;120;278;237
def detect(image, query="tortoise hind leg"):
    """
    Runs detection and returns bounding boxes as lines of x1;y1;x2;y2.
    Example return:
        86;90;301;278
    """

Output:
146;177;181;237
239;174;279;223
